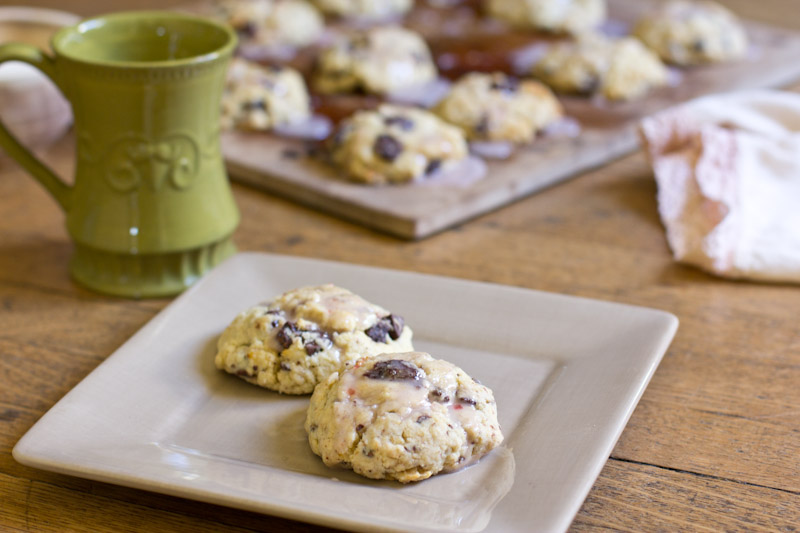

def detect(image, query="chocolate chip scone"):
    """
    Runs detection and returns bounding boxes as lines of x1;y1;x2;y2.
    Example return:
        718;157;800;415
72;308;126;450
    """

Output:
533;33;669;101
313;26;437;95
486;0;606;34
215;284;414;394
214;0;324;49
305;351;503;483
312;0;412;19
633;0;748;66
433;72;563;143
329;104;468;184
221;58;311;131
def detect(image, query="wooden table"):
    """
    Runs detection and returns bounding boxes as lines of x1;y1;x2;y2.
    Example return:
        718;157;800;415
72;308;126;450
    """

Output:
2;1;799;531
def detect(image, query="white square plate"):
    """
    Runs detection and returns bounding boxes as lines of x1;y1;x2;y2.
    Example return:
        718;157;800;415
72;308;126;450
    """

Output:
14;253;678;532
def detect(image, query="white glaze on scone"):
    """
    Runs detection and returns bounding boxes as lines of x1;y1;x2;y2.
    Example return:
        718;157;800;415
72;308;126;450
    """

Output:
329;104;468;184
533;33;668;101
486;0;606;34
214;0;324;49
221;58;311;131
434;72;563;143
313;26;437;95
633;0;748;66
215;285;414;394
305;351;503;483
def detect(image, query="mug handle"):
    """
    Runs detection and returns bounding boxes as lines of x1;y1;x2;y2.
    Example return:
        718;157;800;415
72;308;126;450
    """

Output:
0;43;71;210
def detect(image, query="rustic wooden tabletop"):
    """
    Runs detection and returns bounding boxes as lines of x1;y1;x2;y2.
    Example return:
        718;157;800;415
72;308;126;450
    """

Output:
1;0;799;531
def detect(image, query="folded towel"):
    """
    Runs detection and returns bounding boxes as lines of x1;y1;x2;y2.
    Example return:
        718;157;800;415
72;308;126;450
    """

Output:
640;90;800;283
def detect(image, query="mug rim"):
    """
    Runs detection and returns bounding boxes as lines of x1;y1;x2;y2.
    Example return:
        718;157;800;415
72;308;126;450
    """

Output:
51;10;237;69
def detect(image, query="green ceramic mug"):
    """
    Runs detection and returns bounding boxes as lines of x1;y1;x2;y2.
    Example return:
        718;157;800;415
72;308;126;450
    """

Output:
0;11;240;297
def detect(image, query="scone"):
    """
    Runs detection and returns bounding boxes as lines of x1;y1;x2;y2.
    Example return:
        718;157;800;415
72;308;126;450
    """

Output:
433;72;563;143
312;0;412;19
533;33;669;101
213;0;324;49
329;104;468;184
486;0;606;34
633;0;748;65
221;58;311;131
313;26;437;95
215;284;414;394
305;351;503;483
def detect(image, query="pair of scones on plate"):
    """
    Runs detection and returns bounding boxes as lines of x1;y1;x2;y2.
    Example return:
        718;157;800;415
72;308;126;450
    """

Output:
215;284;503;482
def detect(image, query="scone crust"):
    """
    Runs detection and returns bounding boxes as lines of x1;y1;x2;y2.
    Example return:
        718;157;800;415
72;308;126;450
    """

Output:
305;351;503;483
221;58;311;131
533;33;668;100
633;0;748;65
313;26;437;95
215;284;414;394
312;0;412;19
486;0;606;34
215;0;324;48
330;104;468;184
434;72;563;143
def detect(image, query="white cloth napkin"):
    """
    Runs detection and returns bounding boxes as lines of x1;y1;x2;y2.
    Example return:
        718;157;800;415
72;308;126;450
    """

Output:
639;90;800;283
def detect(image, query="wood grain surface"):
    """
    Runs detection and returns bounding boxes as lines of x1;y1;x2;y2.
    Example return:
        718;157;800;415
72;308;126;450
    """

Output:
1;0;800;532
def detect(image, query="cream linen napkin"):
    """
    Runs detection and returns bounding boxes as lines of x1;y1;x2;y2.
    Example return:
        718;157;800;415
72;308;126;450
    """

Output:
640;90;800;283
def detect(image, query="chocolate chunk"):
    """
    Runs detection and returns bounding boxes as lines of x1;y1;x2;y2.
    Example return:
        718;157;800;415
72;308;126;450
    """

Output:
692;39;706;53
416;415;430;423
276;321;297;349
355;424;365;432
579;74;601;94
384;116;414;131
280;362;291;371
475;114;490;135
387;315;404;340
242;99;268;112
305;340;322;355
458;397;477;406
271;319;280;327
425;158;442;175
490;76;519;93
365;321;389;342
373;134;403;162
235;21;258;39
365;315;404;342
236;369;250;377
428;387;450;403
364;359;422;381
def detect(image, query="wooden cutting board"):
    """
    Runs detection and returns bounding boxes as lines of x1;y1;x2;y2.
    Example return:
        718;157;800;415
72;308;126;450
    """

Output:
222;0;800;240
